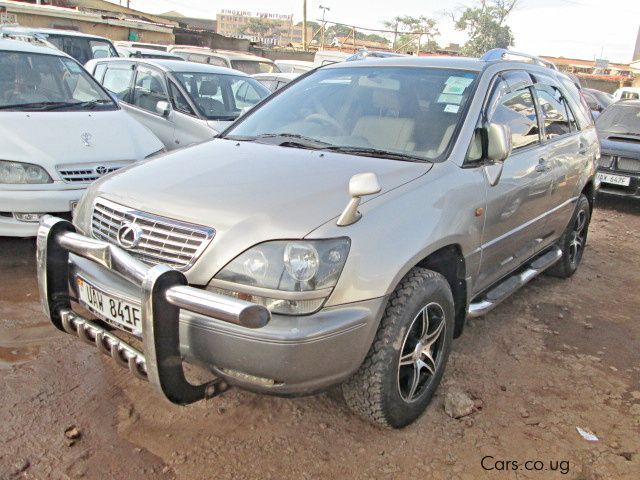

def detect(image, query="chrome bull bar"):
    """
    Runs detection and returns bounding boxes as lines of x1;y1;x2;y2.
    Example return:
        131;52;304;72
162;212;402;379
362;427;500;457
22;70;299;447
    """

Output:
36;215;271;405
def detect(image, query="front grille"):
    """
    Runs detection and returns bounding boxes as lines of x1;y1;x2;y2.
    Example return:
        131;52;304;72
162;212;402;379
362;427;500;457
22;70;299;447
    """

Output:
598;155;614;169
57;162;128;183
91;198;215;270
616;157;640;173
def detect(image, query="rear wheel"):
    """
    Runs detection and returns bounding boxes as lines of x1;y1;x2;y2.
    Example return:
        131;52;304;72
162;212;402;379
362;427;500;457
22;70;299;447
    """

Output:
342;268;454;428
547;194;591;278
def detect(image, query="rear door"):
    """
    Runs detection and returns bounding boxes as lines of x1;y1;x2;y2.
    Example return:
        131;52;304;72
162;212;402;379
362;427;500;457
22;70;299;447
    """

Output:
531;74;593;250
167;80;214;147
473;70;555;292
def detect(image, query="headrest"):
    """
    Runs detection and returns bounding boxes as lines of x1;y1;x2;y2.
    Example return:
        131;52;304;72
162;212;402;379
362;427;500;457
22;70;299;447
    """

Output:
372;88;400;115
199;79;220;96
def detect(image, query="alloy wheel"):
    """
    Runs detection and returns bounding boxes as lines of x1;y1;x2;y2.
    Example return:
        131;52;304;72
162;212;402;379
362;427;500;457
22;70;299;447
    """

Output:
568;209;587;267
397;302;447;403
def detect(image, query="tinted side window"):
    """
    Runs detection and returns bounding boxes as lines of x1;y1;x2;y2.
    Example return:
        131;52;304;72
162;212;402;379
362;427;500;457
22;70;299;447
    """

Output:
535;84;571;138
207;56;228;67
558;77;593;128
102;65;134;101
132;67;168;113
621;91;640;100
492;86;540;150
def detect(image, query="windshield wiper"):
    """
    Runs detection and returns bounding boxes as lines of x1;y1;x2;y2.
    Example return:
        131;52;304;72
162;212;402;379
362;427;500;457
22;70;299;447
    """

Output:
321;146;429;163
0;100;113;111
230;133;335;150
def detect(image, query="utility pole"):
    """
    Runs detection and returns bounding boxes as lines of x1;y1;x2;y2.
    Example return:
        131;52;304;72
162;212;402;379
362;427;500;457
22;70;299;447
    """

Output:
319;5;330;50
302;0;307;51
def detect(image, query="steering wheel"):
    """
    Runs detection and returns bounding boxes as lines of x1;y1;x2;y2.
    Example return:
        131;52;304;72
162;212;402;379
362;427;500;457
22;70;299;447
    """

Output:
305;112;343;133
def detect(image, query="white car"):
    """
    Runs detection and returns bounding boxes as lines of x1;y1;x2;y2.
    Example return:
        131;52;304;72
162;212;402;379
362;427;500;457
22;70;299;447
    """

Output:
85;57;271;150
168;46;280;74
274;59;314;73
612;87;640;101
0;39;163;237
252;72;299;92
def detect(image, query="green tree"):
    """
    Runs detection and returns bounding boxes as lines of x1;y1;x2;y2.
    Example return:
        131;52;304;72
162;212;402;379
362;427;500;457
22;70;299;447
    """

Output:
383;15;439;52
454;0;518;57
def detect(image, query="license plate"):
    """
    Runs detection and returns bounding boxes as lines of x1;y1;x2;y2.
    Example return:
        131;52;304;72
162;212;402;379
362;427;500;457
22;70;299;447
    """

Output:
76;277;142;336
597;172;630;186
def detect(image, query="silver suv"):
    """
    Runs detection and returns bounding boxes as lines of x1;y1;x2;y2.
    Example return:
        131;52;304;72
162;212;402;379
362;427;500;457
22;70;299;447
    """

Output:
37;49;599;428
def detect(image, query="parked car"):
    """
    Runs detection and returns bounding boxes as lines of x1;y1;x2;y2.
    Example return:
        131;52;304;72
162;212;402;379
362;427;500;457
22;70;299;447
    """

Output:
612;87;640;102
85;57;270;149
114;41;169;52
345;49;406;61
0;39;162;236
252;72;299;92
274;59;314;73
38;49;598;428
169;46;280;74
314;49;350;66
0;26;118;64
116;46;184;61
581;88;613;118
595;100;640;198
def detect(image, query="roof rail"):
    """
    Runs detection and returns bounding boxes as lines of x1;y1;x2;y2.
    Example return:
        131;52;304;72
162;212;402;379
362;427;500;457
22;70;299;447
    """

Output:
0;26;58;51
481;48;558;70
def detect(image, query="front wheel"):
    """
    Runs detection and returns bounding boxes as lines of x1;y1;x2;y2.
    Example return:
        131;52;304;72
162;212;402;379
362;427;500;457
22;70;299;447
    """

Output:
546;194;591;278
342;268;455;428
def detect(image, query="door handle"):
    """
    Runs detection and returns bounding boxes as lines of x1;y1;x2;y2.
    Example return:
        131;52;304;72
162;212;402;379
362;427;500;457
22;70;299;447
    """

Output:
535;158;550;173
578;139;589;155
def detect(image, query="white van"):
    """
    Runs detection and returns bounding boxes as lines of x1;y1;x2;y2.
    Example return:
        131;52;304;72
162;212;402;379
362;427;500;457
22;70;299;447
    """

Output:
0;39;163;236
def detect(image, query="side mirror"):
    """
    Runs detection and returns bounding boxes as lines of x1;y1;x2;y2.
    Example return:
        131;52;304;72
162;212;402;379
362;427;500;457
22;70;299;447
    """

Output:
485;122;512;163
337;172;382;226
155;100;171;117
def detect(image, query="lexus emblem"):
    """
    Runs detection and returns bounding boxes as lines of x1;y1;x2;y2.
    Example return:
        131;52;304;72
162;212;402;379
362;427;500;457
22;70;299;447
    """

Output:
95;165;108;175
81;132;93;147
116;223;143;249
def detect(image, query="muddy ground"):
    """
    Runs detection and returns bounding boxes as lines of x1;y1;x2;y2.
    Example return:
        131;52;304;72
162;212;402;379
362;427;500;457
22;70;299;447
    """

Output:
1;195;639;480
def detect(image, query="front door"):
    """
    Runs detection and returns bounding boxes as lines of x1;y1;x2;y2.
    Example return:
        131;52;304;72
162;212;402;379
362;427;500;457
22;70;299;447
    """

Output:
474;71;556;293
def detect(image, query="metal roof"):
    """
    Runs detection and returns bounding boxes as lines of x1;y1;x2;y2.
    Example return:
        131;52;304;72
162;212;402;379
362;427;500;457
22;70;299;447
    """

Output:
91;57;251;76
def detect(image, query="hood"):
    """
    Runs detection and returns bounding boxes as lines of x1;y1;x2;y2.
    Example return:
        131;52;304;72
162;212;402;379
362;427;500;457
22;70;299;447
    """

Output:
0;110;163;174
599;132;640;157
81;138;430;282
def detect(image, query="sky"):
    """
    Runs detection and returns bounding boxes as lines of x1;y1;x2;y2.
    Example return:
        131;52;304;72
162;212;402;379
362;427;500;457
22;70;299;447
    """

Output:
118;0;640;63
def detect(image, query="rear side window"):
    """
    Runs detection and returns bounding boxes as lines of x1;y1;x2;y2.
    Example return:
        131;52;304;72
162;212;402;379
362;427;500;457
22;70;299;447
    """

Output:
207;56;228;67
621;91;640;100
492;86;541;150
534;84;572;138
102;65;134;100
558;77;593;128
93;63;107;82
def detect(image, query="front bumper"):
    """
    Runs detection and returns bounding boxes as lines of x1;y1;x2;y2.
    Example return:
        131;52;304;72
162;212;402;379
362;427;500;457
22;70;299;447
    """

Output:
38;216;385;402
37;216;271;405
596;168;640;198
0;187;83;236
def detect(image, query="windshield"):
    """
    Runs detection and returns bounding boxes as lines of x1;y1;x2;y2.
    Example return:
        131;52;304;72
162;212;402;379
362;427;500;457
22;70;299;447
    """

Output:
224;66;477;161
46;35;118;64
0;51;115;111
596;104;640;135
173;72;270;120
231;60;280;74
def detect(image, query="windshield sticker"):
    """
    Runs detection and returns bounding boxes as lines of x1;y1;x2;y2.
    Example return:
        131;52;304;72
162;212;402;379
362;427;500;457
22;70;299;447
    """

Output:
444;104;460;114
443;76;474;95
437;93;463;105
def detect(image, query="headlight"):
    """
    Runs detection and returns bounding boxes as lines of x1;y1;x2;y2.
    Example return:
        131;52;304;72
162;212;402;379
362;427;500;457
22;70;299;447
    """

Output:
0;160;53;184
209;238;350;315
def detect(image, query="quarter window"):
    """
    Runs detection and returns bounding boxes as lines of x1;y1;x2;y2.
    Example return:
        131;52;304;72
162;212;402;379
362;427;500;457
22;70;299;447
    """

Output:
132;67;168;113
93;63;107;83
169;81;194;115
102;65;134;101
534;84;572;138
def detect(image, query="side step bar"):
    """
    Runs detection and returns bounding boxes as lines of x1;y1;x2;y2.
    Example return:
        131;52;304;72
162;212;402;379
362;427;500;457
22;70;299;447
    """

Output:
467;246;562;318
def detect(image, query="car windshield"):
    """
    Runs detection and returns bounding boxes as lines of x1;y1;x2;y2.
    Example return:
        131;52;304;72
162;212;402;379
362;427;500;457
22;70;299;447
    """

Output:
46;35;118;64
0;51;115;111
173;72;270;120
596;104;640;135
231;60;280;74
224;66;478;162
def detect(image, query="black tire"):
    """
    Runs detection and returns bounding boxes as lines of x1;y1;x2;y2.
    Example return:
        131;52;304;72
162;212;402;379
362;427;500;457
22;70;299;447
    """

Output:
342;268;455;428
546;194;591;279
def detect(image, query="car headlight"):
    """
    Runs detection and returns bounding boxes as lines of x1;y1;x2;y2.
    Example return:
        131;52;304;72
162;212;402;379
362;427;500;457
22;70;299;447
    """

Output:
208;238;350;315
0;160;53;184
